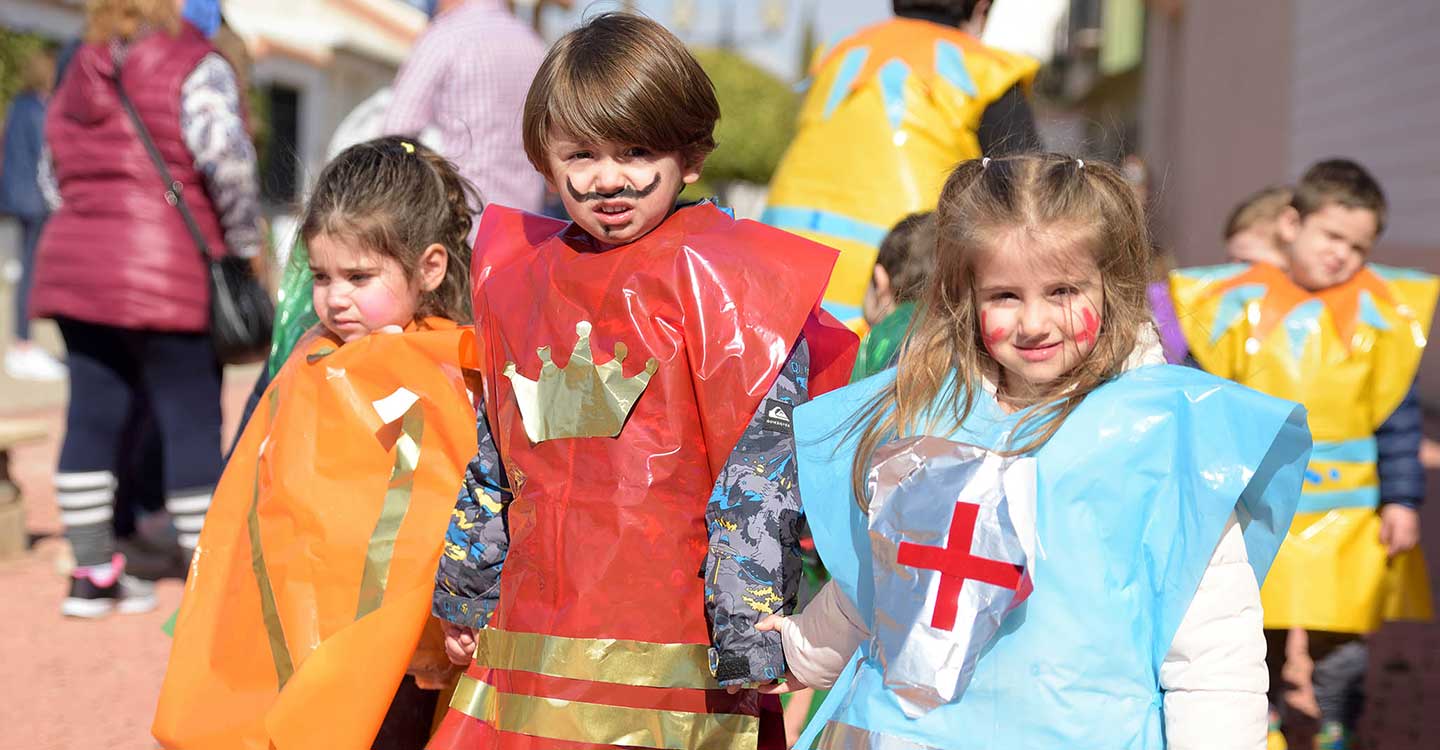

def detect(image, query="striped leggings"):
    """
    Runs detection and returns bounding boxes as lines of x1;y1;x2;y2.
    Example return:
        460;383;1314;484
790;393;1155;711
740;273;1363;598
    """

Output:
54;318;223;566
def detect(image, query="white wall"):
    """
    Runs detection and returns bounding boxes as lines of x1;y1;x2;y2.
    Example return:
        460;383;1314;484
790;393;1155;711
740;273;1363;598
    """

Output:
1289;0;1440;258
1289;1;1440;400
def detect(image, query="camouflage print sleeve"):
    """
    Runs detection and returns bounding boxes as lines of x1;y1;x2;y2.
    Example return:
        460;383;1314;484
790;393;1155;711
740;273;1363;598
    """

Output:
433;398;511;630
705;335;810;686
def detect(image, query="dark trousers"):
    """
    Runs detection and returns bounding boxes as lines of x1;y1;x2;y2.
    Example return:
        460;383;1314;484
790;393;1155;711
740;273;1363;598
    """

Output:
372;676;440;750
13;215;44;340
56;318;223;565
1268;629;1368;732
111;390;167;538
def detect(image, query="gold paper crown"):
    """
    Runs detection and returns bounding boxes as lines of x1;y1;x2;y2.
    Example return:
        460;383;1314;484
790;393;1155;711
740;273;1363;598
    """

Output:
504;321;658;443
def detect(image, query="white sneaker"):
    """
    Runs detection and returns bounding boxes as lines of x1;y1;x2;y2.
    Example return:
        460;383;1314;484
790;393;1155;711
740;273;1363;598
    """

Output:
61;554;158;618
116;574;158;614
3;346;67;382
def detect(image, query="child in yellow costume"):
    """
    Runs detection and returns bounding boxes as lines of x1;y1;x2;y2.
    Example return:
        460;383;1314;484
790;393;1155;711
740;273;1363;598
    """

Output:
154;137;481;750
1171;160;1435;750
763;0;1039;327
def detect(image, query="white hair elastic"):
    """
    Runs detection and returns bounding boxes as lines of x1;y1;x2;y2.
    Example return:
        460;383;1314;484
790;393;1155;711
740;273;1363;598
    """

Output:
1076;158;1085;170
982;156;991;169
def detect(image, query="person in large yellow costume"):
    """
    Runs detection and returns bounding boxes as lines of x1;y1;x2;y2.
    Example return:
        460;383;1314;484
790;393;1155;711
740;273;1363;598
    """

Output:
1170;160;1435;747
763;0;1039;327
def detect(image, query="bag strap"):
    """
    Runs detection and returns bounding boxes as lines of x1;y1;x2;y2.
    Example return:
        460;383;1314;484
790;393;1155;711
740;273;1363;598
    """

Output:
109;45;217;263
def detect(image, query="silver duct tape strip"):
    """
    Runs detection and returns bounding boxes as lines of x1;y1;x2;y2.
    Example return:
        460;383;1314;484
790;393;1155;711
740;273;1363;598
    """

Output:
817;720;944;750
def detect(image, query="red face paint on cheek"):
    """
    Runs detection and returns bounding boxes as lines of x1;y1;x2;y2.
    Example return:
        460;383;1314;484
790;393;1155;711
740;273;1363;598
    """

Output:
1074;307;1100;346
980;311;1008;349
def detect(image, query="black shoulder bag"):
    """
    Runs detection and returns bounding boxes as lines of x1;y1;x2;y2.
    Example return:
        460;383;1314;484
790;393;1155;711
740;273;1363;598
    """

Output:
110;51;273;364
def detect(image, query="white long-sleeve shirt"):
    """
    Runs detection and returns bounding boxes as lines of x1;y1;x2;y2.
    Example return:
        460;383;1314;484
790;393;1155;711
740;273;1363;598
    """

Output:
779;513;1267;750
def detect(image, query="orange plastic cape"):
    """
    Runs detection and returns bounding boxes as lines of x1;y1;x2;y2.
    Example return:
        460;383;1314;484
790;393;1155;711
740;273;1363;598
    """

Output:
153;321;480;750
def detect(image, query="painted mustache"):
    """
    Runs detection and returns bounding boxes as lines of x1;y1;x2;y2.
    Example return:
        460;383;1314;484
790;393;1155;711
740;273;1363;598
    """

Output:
566;174;662;203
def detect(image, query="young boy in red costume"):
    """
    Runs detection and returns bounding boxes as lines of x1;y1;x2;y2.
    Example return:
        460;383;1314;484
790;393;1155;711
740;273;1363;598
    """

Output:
427;13;858;750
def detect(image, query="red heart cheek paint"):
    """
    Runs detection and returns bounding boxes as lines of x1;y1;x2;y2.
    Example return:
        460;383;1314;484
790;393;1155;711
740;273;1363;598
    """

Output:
1073;307;1100;346
980;311;1008;350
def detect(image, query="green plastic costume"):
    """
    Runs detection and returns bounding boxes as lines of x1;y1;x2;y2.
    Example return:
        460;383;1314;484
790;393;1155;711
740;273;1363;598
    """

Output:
850;302;916;381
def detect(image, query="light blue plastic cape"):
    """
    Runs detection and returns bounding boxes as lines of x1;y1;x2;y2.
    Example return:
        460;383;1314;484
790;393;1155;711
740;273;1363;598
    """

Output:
794;364;1310;749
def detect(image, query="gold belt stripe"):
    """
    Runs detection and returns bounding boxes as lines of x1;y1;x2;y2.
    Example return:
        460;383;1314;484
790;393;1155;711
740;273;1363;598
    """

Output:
248;388;295;687
356;402;425;618
449;673;758;750
474;627;721;689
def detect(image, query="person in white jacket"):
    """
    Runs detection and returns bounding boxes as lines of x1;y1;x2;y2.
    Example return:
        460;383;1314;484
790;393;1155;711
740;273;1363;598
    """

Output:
731;154;1308;750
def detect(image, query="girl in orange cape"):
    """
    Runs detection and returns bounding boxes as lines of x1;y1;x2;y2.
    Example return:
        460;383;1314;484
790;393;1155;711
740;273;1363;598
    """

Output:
154;137;481;750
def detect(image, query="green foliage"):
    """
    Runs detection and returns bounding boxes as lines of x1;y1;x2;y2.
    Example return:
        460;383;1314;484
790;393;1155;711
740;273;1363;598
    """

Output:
0;28;50;113
684;47;798;198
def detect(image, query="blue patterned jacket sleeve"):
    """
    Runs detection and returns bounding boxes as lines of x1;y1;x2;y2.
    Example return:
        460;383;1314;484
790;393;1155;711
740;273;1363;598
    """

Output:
433;397;511;629
705;335;810;686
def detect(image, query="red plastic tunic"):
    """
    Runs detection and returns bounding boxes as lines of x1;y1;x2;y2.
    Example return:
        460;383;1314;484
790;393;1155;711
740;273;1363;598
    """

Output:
430;204;857;750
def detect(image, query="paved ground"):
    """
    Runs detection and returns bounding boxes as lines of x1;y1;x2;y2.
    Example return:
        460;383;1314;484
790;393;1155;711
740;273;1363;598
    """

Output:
0;361;256;750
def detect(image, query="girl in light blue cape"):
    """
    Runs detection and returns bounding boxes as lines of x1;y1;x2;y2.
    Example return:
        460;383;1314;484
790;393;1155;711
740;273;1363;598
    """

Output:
750;154;1311;749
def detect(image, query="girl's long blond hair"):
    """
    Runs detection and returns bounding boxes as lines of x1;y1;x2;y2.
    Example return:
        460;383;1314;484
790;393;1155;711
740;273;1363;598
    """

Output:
848;154;1154;508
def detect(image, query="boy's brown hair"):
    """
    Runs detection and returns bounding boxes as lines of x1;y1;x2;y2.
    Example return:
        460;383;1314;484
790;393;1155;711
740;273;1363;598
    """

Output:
1224;185;1292;240
892;1;985;22
521;13;720;176
1291;158;1388;235
876;212;936;303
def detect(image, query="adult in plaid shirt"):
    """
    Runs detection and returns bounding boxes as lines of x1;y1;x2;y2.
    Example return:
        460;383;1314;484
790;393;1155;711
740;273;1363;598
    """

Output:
384;0;548;212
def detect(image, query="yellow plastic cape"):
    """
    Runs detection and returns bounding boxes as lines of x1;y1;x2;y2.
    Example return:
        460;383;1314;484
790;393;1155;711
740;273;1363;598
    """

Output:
763;18;1038;328
1171;263;1437;632
154;321;480;749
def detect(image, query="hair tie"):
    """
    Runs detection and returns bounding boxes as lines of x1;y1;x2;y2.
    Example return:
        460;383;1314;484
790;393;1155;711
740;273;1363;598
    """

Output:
400;141;416;154
982;157;991;169
1076;158;1085;170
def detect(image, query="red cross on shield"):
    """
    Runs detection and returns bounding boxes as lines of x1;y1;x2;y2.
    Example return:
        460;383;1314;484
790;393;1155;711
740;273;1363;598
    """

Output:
897;501;1032;631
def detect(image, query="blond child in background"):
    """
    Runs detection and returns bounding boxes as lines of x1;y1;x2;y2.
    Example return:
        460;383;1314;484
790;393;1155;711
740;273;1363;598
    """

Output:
1225;185;1293;267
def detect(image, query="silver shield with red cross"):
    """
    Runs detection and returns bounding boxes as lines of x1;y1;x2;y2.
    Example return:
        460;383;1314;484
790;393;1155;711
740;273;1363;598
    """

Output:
865;436;1034;718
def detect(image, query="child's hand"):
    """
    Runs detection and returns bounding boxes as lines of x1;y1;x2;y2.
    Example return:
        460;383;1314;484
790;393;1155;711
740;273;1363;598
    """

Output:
441;621;478;666
720;614;811;695
1379;504;1421;558
754;615;810;694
